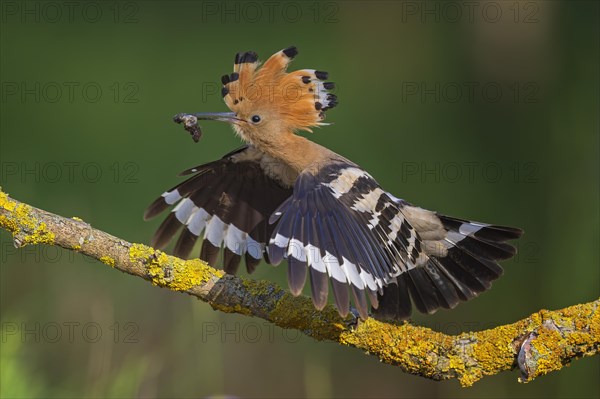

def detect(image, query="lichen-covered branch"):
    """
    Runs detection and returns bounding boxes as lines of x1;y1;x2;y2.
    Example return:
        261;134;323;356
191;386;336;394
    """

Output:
1;188;598;387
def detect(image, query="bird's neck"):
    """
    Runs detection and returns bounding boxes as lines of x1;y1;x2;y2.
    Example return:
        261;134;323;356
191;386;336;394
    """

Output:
252;131;334;174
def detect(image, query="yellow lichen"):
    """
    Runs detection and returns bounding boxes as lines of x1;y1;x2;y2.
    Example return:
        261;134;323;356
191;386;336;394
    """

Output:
129;243;155;262
212;302;252;316
0;215;18;233
589;303;600;338
72;244;82;251
21;220;55;245
515;301;600;384
0;190;17;213
242;278;282;297
0;191;55;245
528;326;564;378
71;216;83;222
335;305;594;388
339;319;455;381
0;191;20;233
466;321;524;386
128;243;222;291
100;256;115;268
270;293;345;341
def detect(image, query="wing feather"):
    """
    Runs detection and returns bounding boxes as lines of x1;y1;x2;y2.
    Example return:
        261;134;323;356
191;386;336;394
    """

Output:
145;145;293;273
148;149;522;321
268;162;521;320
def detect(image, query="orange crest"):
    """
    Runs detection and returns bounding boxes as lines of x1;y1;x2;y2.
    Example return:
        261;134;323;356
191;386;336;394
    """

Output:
220;47;338;132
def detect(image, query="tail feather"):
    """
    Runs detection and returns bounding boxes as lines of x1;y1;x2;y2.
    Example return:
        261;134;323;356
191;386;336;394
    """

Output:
448;233;516;260
437;214;523;241
422;260;461;309
428;256;477;301
431;253;489;296
373;277;412;321
445;243;503;284
374;213;522;321
404;267;441;314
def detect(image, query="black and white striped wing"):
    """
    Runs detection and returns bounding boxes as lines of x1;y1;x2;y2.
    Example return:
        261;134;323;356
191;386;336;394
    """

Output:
144;146;293;274
267;163;523;321
267;164;427;319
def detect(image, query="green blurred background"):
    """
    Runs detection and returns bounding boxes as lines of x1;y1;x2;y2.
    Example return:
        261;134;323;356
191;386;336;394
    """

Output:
1;1;598;398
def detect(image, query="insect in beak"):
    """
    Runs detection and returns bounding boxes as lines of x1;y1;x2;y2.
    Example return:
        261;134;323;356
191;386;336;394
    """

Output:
173;112;240;142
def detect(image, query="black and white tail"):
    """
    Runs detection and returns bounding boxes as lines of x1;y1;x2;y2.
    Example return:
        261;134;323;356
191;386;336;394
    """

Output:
373;214;523;321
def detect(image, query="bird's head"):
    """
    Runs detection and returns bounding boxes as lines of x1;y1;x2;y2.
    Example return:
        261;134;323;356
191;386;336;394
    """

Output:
184;47;337;145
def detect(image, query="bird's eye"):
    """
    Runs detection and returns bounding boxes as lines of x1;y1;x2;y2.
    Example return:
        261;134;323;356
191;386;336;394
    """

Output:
251;115;261;123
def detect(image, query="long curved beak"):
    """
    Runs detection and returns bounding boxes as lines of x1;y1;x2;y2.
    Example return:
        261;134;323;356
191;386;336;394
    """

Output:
173;112;240;143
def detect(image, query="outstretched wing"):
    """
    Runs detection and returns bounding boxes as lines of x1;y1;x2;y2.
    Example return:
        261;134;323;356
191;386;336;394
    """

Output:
267;163;522;320
267;163;428;319
145;146;294;274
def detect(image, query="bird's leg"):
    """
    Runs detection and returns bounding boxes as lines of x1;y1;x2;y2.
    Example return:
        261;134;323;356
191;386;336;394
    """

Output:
346;307;365;330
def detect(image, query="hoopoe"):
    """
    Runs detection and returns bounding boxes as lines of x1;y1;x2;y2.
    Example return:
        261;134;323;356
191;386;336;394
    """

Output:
145;47;523;321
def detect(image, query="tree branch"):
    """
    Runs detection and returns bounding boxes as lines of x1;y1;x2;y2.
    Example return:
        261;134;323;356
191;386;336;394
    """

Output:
1;188;598;387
